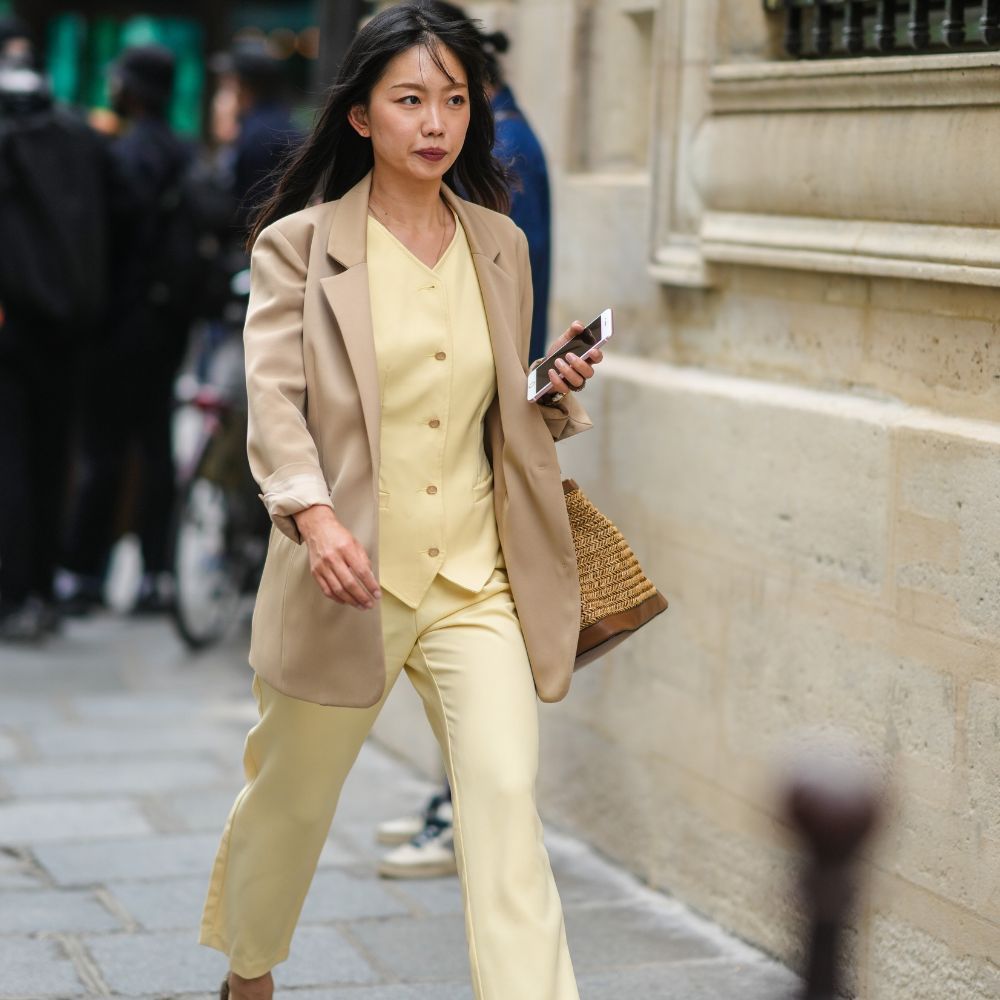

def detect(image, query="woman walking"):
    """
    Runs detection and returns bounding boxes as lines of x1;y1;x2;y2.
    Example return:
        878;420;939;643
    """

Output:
199;5;602;999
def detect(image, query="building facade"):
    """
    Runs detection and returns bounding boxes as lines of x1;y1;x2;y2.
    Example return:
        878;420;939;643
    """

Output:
373;2;1000;996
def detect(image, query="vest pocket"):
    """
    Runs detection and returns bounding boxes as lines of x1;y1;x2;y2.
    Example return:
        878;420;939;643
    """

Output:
378;491;391;510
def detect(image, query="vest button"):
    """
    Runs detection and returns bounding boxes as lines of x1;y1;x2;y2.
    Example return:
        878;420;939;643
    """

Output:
435;351;447;361
429;418;441;429
426;485;438;495
428;547;440;558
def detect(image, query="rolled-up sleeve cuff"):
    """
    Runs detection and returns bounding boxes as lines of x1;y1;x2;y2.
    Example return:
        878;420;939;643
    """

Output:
258;466;333;544
540;392;593;442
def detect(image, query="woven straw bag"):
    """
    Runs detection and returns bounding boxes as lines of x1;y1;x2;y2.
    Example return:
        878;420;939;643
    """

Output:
562;479;669;668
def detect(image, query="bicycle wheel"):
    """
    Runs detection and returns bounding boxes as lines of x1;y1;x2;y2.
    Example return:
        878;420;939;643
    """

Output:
171;475;244;649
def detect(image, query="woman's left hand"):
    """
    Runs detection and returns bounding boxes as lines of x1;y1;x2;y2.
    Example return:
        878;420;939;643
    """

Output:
543;321;604;396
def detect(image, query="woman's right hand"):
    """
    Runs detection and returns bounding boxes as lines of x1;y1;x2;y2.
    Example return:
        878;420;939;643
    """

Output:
293;505;382;611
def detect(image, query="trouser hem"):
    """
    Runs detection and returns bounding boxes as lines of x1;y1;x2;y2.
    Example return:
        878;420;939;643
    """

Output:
198;929;287;979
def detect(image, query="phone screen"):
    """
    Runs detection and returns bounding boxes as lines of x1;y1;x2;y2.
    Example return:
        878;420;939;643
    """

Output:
536;314;603;375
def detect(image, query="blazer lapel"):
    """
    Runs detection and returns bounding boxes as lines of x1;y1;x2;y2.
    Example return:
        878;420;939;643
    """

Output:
446;190;530;441
320;173;381;469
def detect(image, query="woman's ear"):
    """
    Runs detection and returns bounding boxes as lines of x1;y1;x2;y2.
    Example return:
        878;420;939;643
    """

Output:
348;104;371;138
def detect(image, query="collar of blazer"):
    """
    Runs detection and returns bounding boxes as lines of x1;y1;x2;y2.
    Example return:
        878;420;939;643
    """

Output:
319;170;530;475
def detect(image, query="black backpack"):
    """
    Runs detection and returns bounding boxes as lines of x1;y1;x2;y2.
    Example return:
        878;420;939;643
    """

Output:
0;103;109;332
148;156;236;324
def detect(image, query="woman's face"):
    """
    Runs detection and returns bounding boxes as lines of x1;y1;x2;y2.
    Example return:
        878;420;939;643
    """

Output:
351;42;471;184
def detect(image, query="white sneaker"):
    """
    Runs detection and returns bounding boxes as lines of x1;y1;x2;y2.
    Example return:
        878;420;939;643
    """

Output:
375;814;425;846
375;794;453;846
378;822;458;879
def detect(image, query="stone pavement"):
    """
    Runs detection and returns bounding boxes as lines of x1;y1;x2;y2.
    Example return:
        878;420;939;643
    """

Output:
0;613;799;999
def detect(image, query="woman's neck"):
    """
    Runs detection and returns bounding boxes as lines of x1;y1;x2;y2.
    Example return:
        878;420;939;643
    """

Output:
368;167;447;230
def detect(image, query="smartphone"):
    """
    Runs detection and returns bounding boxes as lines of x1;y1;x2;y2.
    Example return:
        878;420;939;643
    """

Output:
526;308;613;403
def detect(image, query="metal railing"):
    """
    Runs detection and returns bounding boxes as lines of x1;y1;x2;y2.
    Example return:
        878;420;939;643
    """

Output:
764;0;1000;57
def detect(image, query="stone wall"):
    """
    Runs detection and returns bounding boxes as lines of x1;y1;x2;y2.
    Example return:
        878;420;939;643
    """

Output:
372;2;1000;996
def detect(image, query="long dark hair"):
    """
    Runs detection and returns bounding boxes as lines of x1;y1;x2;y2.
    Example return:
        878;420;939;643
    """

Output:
248;1;509;249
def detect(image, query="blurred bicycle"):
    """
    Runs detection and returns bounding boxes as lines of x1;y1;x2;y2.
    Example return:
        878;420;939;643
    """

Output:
170;268;269;649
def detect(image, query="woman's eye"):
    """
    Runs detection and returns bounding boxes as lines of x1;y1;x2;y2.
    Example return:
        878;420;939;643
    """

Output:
398;95;420;106
448;95;466;107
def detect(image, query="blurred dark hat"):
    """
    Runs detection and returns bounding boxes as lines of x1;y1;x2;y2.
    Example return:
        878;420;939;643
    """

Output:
0;15;30;48
112;44;176;108
210;39;284;91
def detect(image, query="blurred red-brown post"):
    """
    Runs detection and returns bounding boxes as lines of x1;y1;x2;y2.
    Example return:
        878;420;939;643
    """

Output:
315;0;366;90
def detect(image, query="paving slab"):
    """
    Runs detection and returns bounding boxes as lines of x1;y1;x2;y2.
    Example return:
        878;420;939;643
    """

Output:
28;723;239;760
0;757;227;798
576;959;800;999
564;900;724;970
0;799;152;845
0;733;20;763
0;936;87;997
287;985;472;1000
156;788;243;833
346;914;471;982
381;874;465;917
33;833;223;885
86;930;230;996
299;868;411;923
0;888;123;933
106;876;211;932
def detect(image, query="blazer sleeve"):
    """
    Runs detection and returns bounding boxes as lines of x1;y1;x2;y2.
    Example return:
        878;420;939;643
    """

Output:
516;229;592;443
244;225;333;544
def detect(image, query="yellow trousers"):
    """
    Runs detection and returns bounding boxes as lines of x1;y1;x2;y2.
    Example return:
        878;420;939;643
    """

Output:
199;563;579;1000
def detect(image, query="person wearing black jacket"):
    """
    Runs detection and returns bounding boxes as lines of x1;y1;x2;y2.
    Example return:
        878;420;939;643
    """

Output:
60;45;191;615
0;31;111;640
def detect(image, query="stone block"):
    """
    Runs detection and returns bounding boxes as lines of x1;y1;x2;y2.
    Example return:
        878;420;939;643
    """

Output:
299;868;410;923
0;937;86;997
966;681;1000;842
864;309;999;420
577;959;799;1000
0;757;227;798
34;833;221;886
0;799;151;845
348;914;470;982
108;875;212;932
724;603;956;775
30;722;237;760
565;900;723;970
86;929;229;996
0;887;122;933
289;985;471;1000
0;847;44;889
88;926;379;994
593;358;892;595
552;178;659;343
159;788;240;833
0;732;19;762
385;875;464;917
894;425;1000;642
70;694;211;722
869;915;1000;1000
880;795;993;919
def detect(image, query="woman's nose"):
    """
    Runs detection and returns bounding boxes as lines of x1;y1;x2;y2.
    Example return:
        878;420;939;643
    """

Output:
423;107;445;135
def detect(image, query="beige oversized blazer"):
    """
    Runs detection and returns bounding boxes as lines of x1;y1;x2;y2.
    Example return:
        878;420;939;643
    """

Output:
245;171;592;708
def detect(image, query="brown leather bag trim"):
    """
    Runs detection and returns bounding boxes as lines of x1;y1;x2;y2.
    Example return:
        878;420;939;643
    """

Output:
574;590;669;669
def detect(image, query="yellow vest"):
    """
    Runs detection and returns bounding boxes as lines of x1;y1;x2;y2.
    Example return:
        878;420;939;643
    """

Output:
367;212;501;609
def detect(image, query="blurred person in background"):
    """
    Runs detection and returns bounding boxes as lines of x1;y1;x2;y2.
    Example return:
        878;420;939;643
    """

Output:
59;45;191;615
0;18;111;640
374;0;554;879
0;15;32;66
212;41;303;234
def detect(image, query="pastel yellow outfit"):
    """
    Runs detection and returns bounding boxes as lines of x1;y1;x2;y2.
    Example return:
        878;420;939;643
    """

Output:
199;213;579;1000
